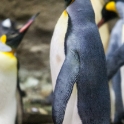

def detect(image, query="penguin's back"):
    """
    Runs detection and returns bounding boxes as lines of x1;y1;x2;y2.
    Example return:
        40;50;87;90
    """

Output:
64;1;110;123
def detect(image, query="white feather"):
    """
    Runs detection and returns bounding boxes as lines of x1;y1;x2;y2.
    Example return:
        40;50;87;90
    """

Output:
0;52;17;124
2;19;11;28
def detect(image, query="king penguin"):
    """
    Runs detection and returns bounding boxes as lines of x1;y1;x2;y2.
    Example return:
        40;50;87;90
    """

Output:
0;13;39;124
97;0;124;123
50;0;110;124
97;0;118;28
105;0;124;123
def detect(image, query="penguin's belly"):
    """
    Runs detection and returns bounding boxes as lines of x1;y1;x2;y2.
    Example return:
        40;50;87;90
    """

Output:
50;11;80;124
50;10;68;90
0;52;17;124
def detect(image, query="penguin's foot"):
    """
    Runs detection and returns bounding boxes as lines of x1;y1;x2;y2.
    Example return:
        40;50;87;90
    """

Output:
113;112;124;124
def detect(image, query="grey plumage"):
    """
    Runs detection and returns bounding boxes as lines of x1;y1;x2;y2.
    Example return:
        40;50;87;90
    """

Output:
52;0;110;124
106;17;124;124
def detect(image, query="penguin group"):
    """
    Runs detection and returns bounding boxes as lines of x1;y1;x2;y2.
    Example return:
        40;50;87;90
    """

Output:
98;0;124;123
1;0;124;124
50;0;110;123
50;0;124;124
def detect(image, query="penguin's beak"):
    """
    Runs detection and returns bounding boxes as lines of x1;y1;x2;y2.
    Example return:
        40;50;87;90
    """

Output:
97;18;105;28
6;12;40;49
19;12;40;33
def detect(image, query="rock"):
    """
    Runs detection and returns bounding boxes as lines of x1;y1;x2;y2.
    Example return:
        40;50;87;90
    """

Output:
21;77;39;90
39;108;48;115
41;83;52;97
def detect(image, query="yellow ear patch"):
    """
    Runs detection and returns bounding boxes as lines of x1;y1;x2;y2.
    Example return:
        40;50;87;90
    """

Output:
106;1;117;13
0;35;7;44
63;10;68;18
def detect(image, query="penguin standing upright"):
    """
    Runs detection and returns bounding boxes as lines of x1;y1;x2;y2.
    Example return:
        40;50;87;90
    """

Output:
0;13;39;124
97;0;118;28
107;0;124;123
98;0;124;123
50;0;110;124
45;0;110;106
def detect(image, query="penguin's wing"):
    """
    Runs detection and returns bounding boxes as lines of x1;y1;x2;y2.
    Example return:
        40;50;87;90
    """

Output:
52;50;80;124
0;41;12;52
107;43;124;80
106;28;119;80
106;32;118;59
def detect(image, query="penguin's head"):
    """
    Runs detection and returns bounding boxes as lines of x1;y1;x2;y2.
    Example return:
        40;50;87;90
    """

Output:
98;0;118;27
0;18;18;39
0;12;40;52
115;0;124;2
65;0;74;6
1;19;17;34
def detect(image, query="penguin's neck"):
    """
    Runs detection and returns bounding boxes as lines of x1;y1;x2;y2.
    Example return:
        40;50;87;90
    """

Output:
1;51;15;58
66;0;95;25
116;2;124;19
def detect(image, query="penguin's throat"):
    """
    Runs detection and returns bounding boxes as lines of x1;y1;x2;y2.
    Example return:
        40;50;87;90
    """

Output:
2;50;15;58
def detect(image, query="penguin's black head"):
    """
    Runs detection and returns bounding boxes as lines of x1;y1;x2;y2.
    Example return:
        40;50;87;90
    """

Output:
65;0;74;6
0;18;17;36
115;0;124;2
97;0;118;28
0;12;40;52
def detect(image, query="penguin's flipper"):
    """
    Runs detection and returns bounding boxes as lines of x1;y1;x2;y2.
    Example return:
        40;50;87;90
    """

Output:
107;44;124;80
106;31;118;80
52;50;79;124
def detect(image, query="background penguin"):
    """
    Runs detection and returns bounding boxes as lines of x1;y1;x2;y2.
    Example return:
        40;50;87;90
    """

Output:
0;18;27;124
50;0;110;123
0;13;39;124
97;0;118;28
91;0;110;53
0;18;26;98
99;0;124;123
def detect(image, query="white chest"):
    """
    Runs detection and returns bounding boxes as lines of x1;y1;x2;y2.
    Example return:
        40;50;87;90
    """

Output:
50;11;81;124
50;11;68;90
0;52;17;124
